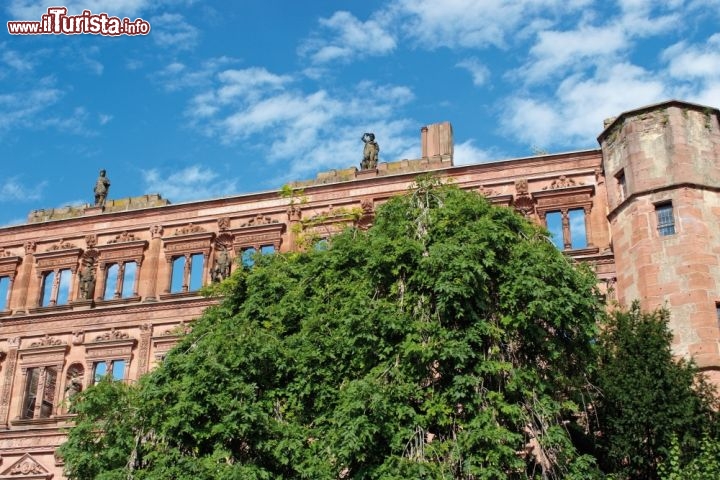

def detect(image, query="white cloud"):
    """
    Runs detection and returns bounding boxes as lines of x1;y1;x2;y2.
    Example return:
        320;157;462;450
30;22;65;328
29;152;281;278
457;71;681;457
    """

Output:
453;140;496;165
663;35;720;81
522;25;627;82
660;35;720;108
456;58;490;86
150;13;199;50
0;83;64;132
142;165;238;202
99;113;113;125
502;63;667;147
0;177;47;202
394;0;591;50
2;49;34;71
153;56;236;92
40;106;95;135
171;61;419;180
300;11;396;64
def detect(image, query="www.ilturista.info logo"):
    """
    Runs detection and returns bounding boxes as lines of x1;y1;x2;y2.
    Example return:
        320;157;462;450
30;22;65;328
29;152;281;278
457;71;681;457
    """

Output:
7;7;151;35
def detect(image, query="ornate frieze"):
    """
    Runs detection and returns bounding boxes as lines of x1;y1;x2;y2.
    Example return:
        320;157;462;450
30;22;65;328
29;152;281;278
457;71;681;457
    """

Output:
162;228;214;259
173;223;206;236
29;335;64;348
18;338;68;376
107;231;139;244
96;239;146;266
533;184;595;215
34;246;83;272
542;175;583;190
0;251;22;277
46;239;77;252
94;328;129;342
240;214;278;227
231;221;284;251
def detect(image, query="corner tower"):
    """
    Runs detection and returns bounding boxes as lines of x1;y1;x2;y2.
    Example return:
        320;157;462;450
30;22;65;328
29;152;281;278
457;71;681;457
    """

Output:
599;100;720;382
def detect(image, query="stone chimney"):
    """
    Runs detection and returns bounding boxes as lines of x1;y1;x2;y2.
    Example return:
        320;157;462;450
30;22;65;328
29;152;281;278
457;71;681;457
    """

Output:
421;121;453;161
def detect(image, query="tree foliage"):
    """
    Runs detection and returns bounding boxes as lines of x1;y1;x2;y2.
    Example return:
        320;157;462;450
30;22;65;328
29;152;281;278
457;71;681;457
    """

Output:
592;303;719;479
61;180;608;479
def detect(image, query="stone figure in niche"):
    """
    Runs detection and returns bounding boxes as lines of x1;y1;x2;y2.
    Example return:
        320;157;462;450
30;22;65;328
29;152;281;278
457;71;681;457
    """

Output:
361;132;379;170
78;260;96;300
94;169;111;207
211;246;231;283
64;370;83;404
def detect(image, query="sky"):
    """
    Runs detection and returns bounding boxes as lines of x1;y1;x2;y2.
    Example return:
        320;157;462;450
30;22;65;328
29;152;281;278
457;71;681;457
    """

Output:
1;0;719;227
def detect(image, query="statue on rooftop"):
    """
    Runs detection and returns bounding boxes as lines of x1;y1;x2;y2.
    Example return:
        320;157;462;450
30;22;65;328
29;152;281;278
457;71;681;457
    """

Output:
94;169;111;207
361;133;379;170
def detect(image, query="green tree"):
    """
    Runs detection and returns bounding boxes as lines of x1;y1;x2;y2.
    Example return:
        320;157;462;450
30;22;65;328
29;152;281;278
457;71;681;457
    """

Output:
659;433;720;480
60;180;604;479
592;303;719;479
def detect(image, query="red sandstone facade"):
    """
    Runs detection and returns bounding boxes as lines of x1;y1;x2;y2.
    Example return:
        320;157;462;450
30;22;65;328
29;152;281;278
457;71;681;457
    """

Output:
0;100;718;478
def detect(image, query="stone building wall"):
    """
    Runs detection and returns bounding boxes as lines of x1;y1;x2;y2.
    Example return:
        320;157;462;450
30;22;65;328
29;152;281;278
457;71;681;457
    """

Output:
0;101;718;477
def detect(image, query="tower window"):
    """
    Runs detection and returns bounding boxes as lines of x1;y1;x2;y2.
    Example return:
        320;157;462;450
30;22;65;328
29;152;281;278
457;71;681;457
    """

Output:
656;203;675;236
616;170;627;202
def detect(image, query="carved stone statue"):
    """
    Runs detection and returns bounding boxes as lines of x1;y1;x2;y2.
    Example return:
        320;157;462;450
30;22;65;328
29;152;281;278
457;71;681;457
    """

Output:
361;133;379;170
211;246;231;283
94;169;111;207
64;371;83;402
78;260;96;300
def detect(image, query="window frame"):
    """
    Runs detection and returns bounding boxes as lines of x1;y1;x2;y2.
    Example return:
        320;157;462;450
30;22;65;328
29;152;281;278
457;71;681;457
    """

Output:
95;236;146;302
161;225;213;298
0;251;21;314
655;201;676;236
16;338;68;422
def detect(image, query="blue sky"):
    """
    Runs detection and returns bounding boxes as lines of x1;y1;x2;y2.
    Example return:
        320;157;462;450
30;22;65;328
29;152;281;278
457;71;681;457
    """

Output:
1;0;719;227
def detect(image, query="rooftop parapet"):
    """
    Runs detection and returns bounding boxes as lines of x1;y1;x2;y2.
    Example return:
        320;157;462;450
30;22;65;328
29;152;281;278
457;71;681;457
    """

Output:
28;194;170;224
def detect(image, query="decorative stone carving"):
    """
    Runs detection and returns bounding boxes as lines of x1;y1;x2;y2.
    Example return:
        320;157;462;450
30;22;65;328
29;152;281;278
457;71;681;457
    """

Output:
515;179;529;196
240;214;277;227
287;204;301;221
218;217;230;231
77;256;96;300
64;365;84;403
513;179;535;217
29;334;64;348
211;246;231;283
72;330;85;345
594;168;605;185
150;225;163;239
3;454;49;476
47;239;77;251
94;328;129;342
477;185;497;197
107;231;138;244
163;321;190;336
137;324;153;376
174;223;206;236
0;248;12;258
85;234;98;248
7;337;20;348
24;241;36;255
361;132;379;170
543;175;582;190
360;199;374;214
